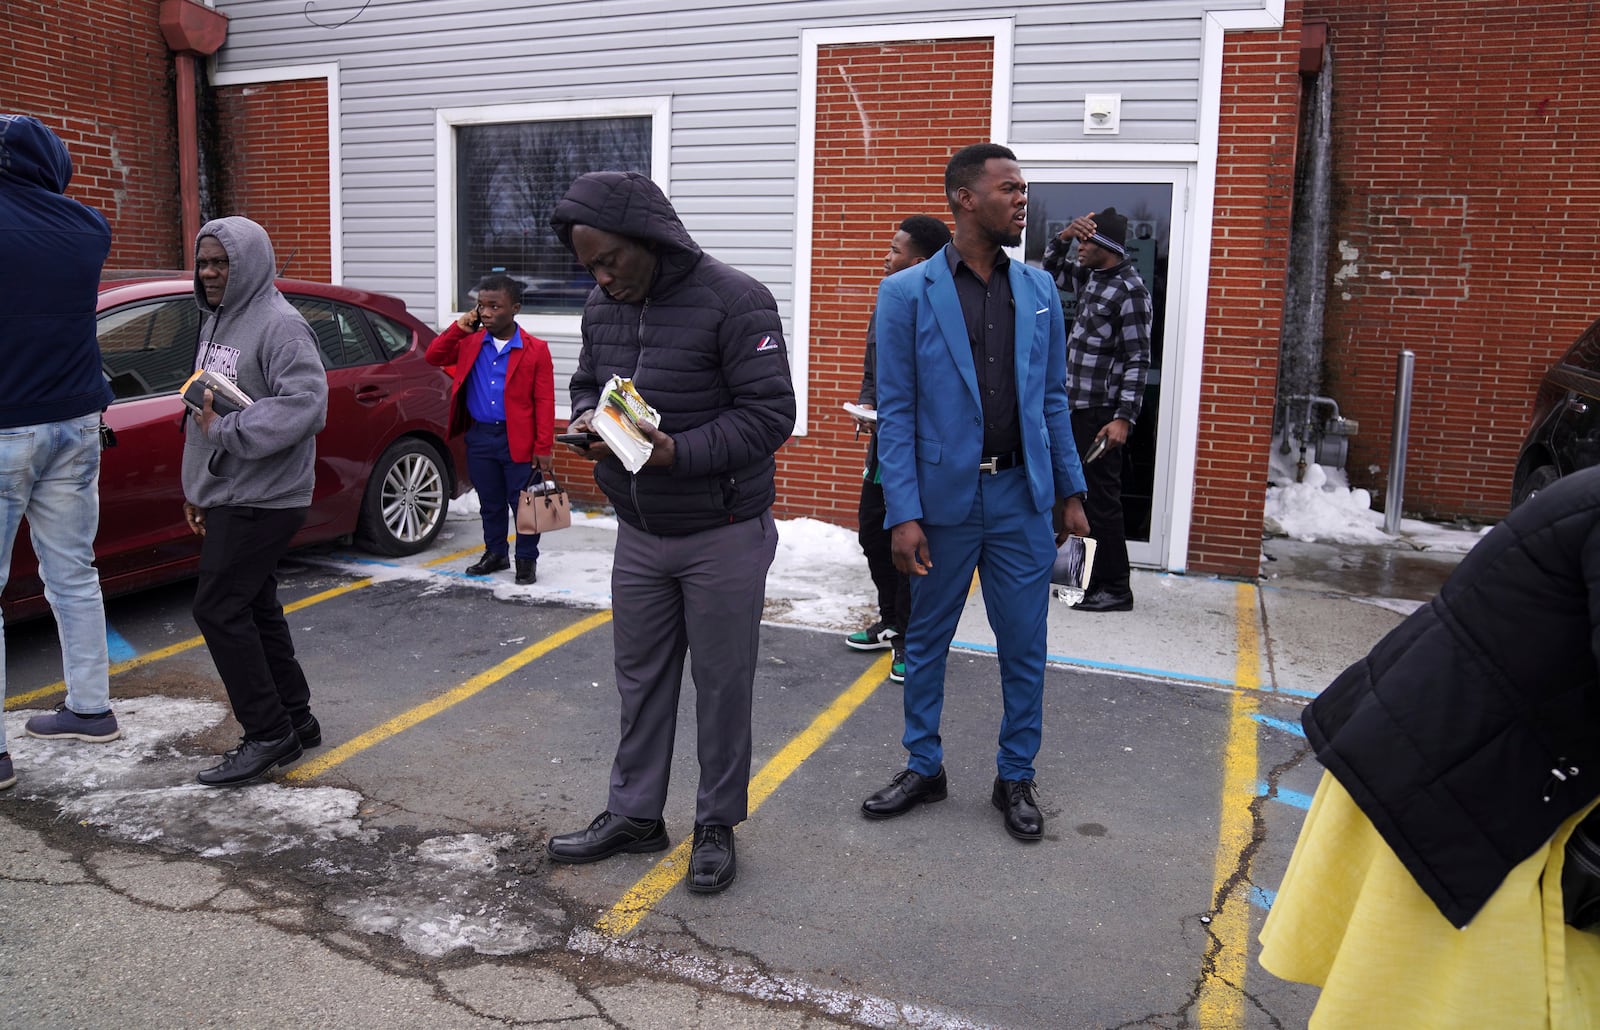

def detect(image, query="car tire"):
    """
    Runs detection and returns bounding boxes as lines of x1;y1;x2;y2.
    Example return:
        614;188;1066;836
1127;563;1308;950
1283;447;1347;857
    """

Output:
1512;463;1559;509
355;438;450;556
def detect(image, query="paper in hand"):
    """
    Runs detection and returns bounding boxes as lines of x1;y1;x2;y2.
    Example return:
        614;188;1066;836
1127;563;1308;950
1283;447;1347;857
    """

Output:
1051;535;1097;605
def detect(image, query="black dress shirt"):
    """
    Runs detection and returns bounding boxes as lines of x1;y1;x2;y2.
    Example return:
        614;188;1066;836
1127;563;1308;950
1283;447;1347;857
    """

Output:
947;246;1020;457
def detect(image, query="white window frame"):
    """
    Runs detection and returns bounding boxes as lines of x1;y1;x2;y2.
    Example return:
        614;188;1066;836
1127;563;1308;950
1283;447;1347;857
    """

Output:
434;97;671;342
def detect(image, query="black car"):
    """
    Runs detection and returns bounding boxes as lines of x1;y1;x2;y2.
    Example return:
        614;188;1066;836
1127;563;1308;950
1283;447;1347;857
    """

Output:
1513;316;1600;507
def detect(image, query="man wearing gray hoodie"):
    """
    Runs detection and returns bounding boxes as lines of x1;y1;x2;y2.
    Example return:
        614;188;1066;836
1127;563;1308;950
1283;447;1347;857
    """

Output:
181;216;328;787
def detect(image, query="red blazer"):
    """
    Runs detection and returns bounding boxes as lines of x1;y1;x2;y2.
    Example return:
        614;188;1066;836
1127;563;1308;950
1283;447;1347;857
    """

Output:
425;321;555;463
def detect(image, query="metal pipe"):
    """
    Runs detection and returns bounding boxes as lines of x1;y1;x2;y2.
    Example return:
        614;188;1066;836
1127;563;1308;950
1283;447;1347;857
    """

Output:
1384;350;1416;535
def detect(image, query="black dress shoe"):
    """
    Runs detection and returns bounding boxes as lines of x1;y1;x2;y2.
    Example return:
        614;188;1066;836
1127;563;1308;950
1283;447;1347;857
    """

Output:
292;712;322;749
197;732;304;787
1072;587;1134;612
861;767;948;820
992;776;1044;841
547;810;670;864
687;823;736;894
465;552;510;576
515;559;537;585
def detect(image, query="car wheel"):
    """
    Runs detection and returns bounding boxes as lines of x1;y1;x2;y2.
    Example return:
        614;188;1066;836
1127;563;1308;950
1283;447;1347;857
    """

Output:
355;438;449;556
1512;464;1559;509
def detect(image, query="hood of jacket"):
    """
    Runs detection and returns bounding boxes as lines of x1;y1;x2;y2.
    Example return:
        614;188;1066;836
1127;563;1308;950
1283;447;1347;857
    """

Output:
549;171;702;298
193;215;279;314
0;114;73;194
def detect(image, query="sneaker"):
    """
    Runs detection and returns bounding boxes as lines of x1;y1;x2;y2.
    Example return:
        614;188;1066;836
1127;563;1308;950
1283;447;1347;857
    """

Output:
845;619;899;651
0;753;14;791
25;704;122;743
889;640;905;684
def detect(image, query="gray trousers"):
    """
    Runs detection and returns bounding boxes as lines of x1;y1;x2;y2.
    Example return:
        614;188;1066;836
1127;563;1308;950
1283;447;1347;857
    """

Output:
607;511;777;827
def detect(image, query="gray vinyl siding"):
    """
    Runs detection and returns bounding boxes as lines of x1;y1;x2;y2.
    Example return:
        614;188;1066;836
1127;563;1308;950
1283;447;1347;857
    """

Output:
212;0;1270;373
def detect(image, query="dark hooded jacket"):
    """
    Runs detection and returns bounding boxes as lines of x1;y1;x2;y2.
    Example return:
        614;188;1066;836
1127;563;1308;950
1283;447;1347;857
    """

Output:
0;114;113;428
1304;464;1600;928
551;171;795;535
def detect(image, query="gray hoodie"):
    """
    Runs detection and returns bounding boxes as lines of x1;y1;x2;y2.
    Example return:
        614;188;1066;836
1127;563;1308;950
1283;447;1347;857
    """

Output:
181;216;327;510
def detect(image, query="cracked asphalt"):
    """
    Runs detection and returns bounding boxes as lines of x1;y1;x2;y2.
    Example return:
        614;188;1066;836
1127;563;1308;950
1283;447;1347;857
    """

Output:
0;542;1366;1028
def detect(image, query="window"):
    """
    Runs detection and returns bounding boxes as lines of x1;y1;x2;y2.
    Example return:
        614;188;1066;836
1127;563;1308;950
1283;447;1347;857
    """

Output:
288;296;376;369
99;299;201;400
453;117;650;313
367;310;416;360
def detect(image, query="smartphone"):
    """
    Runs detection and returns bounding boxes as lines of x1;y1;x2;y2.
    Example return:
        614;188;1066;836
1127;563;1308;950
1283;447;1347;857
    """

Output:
470;309;483;331
557;431;601;447
1085;436;1110;463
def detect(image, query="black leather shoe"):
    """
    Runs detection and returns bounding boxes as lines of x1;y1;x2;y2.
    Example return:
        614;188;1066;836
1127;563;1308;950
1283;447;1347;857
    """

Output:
292;712;322;749
687;823;736;894
861;767;948;820
992;776;1044;841
515;559;537;585
197;732;304;787
1072;587;1134;612
465;552;510;576
547;810;670;864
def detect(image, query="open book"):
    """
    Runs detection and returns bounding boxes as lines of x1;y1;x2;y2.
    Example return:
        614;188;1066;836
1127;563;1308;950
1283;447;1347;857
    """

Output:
1050;535;1098;605
180;369;254;417
593;375;661;474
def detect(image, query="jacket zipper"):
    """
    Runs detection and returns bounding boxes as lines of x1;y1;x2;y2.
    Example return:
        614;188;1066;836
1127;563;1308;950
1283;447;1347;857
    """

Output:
630;299;651;534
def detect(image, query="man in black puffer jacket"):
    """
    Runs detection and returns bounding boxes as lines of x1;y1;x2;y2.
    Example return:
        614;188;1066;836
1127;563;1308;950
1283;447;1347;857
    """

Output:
545;171;795;894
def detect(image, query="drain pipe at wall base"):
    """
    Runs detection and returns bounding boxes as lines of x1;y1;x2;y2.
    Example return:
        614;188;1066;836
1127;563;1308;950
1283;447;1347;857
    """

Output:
159;0;229;270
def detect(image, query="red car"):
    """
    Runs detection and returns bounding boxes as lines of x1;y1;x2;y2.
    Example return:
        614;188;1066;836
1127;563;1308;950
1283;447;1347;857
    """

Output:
1;273;470;621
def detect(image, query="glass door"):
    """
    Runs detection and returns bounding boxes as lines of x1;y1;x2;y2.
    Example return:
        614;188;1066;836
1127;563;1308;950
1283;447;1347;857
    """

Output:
1020;170;1186;569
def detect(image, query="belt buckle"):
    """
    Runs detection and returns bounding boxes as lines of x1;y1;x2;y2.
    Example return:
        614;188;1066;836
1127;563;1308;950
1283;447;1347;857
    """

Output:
979;456;998;475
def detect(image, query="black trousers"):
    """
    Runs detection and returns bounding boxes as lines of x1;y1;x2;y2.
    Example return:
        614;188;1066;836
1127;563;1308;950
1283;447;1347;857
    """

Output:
193;505;311;740
857;447;911;634
1071;406;1131;594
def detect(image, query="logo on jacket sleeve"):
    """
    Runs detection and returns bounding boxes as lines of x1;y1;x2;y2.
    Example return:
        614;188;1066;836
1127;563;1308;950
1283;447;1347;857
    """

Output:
754;334;780;354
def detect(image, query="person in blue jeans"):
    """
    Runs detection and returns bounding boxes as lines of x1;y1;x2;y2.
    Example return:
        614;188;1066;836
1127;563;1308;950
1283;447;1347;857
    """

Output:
0;114;123;791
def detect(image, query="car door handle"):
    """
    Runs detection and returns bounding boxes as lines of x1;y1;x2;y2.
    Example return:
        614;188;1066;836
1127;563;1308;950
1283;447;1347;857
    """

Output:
355;385;389;405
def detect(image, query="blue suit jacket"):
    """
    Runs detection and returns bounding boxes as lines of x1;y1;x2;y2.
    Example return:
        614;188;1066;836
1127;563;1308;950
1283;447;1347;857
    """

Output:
874;246;1086;528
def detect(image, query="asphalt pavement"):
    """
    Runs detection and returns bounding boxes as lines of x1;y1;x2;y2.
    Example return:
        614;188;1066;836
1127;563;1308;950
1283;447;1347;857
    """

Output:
0;514;1461;1029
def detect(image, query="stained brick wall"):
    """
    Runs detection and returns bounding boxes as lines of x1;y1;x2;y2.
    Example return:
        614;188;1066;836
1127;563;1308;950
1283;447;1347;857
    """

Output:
214;80;333;283
1302;0;1600;520
4;0;184;269
769;39;994;526
1187;5;1305;576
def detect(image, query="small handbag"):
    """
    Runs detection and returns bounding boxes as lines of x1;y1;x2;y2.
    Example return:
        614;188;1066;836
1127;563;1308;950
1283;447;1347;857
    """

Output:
1563;807;1600;931
516;469;572;534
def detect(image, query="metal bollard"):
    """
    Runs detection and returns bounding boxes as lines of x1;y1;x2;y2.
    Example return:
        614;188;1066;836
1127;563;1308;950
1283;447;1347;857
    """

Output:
1384;350;1415;535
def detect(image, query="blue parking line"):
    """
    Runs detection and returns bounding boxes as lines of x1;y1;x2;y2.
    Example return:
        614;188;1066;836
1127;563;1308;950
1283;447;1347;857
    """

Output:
955;639;1243;690
1257;781;1313;810
105;623;138;663
1250;713;1306;739
1249;885;1276;911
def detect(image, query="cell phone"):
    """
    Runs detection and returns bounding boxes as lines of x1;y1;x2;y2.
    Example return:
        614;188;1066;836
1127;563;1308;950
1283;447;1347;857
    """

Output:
1085;436;1110;463
470;310;483;331
557;431;601;446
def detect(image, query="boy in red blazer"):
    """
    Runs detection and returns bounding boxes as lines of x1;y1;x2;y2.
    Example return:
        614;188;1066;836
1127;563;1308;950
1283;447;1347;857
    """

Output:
427;275;554;583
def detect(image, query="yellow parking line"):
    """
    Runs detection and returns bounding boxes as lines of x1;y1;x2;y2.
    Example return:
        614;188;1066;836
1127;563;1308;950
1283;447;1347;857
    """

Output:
4;578;375;710
595;651;895;937
1197;582;1263;1026
286;609;613;782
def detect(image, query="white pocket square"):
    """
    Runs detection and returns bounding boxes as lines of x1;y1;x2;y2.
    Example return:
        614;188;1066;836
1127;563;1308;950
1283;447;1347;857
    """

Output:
1035;307;1049;314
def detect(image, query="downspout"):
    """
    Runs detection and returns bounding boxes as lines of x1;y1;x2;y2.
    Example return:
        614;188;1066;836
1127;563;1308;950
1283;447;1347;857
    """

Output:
159;0;228;269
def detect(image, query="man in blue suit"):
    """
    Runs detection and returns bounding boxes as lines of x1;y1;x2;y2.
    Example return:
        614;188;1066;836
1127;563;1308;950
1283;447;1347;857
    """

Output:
860;143;1089;841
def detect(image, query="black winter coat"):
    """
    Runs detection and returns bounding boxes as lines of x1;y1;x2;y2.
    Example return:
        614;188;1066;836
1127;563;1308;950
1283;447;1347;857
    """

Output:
551;171;795;536
1305;465;1600;928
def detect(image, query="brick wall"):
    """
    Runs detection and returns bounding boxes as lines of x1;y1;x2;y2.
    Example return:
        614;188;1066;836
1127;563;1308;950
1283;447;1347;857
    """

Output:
768;39;994;525
1187;4;1304;576
1303;0;1600;520
5;0;184;268
214;80;333;282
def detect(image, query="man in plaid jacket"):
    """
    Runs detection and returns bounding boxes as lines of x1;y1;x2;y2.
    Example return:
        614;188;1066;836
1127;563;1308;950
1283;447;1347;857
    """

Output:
1043;207;1152;612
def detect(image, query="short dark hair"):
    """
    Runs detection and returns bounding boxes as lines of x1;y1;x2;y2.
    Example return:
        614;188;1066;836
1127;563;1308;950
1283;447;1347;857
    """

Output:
475;274;523;304
897;215;952;259
943;143;1018;211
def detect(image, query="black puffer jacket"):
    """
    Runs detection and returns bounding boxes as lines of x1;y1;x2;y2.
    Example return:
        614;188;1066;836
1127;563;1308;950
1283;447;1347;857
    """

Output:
1305;465;1600;928
551;171;795;535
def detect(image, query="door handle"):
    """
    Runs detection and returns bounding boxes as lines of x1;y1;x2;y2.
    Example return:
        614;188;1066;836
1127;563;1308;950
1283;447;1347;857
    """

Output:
355;385;388;405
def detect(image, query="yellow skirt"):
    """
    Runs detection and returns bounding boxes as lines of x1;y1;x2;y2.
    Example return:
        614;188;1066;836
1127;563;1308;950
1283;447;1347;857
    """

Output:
1259;772;1600;1029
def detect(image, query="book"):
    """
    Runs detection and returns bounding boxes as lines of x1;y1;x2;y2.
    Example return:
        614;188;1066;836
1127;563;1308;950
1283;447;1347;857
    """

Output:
842;401;878;423
1050;535;1098;605
180;369;254;417
592;375;661;474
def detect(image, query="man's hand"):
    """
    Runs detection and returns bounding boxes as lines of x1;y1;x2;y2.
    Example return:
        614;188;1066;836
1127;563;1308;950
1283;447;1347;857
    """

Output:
1057;495;1090;543
637;420;676;468
183;502;207;537
890;520;933;576
565;411;613;462
197;389;219;436
852;402;875;434
1062;213;1097;244
1094;417;1132;452
455;308;481;332
534;453;554;474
